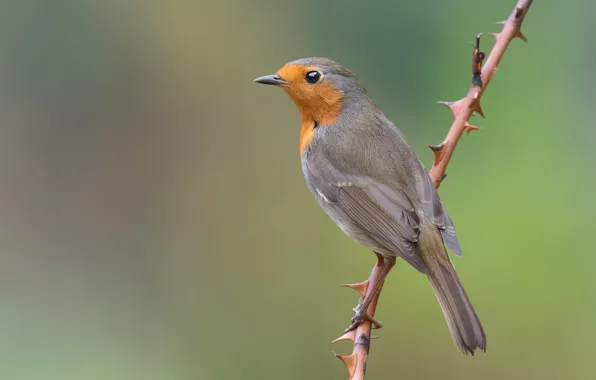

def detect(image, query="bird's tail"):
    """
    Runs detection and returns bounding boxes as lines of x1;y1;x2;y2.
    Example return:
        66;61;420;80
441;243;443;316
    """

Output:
420;220;486;354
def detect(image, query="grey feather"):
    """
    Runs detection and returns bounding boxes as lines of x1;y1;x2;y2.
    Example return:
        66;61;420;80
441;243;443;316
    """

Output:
303;159;426;272
418;172;462;255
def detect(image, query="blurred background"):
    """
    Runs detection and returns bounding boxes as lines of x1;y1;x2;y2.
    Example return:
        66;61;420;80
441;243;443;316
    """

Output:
0;0;593;379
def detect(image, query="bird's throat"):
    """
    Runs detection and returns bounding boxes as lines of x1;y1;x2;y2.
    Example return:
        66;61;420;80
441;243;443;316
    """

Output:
295;95;342;156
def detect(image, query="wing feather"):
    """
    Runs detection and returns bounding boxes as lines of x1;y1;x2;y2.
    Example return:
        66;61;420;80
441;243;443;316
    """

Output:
305;160;426;271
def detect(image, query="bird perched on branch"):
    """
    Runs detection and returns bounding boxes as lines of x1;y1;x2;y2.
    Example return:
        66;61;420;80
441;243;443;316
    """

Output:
254;57;486;354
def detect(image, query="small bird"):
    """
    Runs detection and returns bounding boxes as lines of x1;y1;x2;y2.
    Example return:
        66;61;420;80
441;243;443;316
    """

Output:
254;57;486;354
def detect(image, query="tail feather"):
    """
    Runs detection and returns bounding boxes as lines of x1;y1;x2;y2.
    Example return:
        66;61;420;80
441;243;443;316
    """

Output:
428;263;487;354
419;219;486;354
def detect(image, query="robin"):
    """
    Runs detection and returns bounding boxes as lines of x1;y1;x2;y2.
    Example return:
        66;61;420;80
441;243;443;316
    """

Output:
254;57;486;354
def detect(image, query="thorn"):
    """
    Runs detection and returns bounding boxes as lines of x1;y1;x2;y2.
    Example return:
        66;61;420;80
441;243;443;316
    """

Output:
437;100;455;108
342;281;368;297
516;30;528;42
334;352;357;378
473;101;485;118
496;20;506;25
464;123;480;134
438;99;464;120
469;94;485;118
428;142;444;152
370;336;380;340
428;143;444;166
489;32;499;41
441;173;447;181
332;331;356;344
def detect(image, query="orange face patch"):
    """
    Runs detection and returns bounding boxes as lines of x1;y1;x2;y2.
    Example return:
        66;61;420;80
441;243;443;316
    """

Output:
275;64;344;155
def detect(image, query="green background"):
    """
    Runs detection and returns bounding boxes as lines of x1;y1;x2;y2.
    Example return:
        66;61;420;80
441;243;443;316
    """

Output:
0;0;594;379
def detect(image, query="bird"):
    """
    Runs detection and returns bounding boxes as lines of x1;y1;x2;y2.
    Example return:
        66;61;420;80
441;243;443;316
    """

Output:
254;57;486;354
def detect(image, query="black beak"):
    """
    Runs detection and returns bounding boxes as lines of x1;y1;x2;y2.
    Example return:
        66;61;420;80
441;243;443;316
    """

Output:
254;74;287;86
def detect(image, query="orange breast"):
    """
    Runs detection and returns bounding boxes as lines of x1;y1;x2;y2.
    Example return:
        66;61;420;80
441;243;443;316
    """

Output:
294;88;343;156
299;118;316;156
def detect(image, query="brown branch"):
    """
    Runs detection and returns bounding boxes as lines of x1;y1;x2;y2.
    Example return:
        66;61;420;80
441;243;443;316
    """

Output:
332;1;533;379
430;0;533;188
333;253;385;380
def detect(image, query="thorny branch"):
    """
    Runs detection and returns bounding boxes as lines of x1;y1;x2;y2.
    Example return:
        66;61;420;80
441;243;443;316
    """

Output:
429;0;533;188
332;1;533;379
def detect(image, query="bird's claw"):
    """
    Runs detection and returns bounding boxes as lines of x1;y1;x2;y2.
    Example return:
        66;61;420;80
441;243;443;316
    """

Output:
344;307;383;333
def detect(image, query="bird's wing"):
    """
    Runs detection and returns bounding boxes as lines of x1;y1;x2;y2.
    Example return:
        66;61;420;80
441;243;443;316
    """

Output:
417;172;462;255
304;159;426;272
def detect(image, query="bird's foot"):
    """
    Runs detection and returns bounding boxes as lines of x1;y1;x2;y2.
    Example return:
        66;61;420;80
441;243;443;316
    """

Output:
344;305;383;333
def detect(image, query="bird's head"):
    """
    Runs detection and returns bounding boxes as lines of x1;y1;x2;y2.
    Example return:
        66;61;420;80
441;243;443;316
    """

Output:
254;57;366;126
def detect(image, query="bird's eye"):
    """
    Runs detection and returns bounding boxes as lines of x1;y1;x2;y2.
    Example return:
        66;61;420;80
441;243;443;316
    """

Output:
305;71;321;84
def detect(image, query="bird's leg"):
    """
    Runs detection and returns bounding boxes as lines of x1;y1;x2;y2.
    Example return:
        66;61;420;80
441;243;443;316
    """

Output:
344;253;396;333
